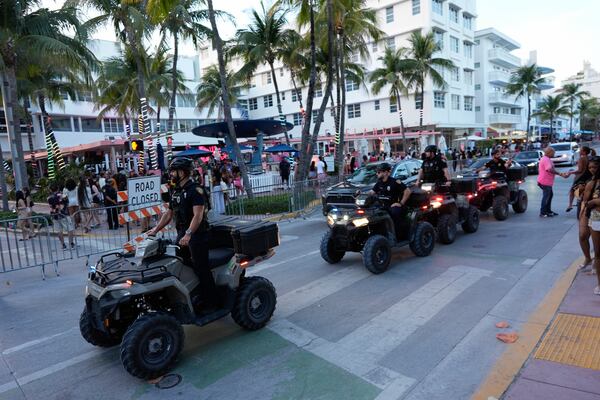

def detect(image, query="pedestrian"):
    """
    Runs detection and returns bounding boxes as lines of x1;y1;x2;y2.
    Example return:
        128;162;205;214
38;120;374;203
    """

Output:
537;147;567;217
89;178;103;228
47;183;75;249
362;155;368;167
279;156;291;188
316;156;326;184
308;160;317;181
566;146;591;212
350;156;356;174
577;157;600;272
15;190;31;241
63;178;79;227
102;178;119;230
77;177;93;233
211;172;226;214
581;157;600;294
452;149;458;172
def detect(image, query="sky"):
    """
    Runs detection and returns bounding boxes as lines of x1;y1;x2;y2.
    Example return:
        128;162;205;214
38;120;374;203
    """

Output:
43;0;600;84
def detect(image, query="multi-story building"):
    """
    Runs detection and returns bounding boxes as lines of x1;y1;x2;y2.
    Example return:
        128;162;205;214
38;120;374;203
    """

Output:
562;61;600;100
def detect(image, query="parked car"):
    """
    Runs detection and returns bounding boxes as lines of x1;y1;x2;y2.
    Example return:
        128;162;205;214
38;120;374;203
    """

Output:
457;158;526;176
321;159;422;215
550;142;579;166
513;151;544;174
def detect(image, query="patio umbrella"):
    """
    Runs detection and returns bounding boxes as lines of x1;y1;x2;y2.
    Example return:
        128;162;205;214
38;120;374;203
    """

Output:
438;135;448;152
176;148;212;158
264;144;298;153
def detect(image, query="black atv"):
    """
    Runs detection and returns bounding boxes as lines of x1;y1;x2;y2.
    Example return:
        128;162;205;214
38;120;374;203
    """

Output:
466;167;528;221
320;192;435;274
420;179;480;244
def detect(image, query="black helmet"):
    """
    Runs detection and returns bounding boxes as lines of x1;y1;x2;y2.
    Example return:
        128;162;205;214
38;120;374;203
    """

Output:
377;162;392;172
169;157;193;172
424;145;438;154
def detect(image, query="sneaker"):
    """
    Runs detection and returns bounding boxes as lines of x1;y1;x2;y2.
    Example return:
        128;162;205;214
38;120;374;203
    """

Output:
594;286;600;296
539;214;550;218
70;242;77;249
62;243;67;250
550;212;559;216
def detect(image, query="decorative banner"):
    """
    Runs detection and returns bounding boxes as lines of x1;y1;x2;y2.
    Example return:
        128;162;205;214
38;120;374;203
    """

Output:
44;130;55;179
137;115;145;174
44;117;65;171
140;98;158;170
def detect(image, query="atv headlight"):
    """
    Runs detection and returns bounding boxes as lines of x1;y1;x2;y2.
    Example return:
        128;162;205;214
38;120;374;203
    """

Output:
352;217;369;227
422;183;435;192
528;162;537;167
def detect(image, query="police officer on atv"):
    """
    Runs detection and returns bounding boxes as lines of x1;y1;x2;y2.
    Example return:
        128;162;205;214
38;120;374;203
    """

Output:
148;157;216;307
369;163;411;234
477;148;512;174
416;145;451;186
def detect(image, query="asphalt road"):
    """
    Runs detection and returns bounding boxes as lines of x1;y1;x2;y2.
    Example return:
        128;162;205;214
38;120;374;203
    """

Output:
0;167;584;400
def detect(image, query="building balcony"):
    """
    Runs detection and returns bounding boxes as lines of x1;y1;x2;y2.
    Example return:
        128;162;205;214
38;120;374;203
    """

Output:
489;70;511;85
489;114;522;124
488;92;522;106
488;48;521;68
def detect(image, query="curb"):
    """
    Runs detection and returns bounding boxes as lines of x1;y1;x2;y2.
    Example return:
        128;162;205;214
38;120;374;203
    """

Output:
471;255;583;400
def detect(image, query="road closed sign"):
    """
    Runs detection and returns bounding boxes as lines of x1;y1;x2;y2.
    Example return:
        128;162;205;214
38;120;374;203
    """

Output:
127;175;162;211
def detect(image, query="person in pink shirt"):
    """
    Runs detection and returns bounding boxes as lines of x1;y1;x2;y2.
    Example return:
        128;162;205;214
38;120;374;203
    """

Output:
537;147;567;217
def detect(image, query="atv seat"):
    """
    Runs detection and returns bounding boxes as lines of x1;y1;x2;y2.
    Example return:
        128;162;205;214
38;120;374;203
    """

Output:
208;247;235;269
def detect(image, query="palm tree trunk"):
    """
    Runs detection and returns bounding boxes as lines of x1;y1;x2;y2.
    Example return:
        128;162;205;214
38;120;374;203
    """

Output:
268;61;290;146
396;90;407;151
526;93;531;143
550;115;554;142
0;138;8;211
1;68;27;189
207;0;253;198
290;72;304;109
569;100;574;142
336;35;347;177
419;82;425;130
168;33;179;161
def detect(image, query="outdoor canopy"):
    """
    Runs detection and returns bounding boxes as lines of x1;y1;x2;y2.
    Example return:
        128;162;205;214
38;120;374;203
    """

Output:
175;148;212;157
192;119;294;138
264;144;298;153
454;135;485;142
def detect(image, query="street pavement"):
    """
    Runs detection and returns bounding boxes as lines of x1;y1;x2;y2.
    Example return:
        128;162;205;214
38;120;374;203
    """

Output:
0;168;586;400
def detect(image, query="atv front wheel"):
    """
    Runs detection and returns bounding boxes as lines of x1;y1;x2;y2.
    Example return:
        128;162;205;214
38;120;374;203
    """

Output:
80;307;122;347
410;222;435;257
120;313;184;379
493;195;509;221
512;190;528;214
437;213;458;244
232;277;277;330
461;206;480;233
320;230;345;264
363;235;391;274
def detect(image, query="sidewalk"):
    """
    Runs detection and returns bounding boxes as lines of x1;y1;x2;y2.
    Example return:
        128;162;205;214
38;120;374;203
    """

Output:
502;267;600;399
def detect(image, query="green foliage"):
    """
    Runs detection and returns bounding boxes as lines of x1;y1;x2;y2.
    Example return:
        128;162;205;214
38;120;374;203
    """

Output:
225;189;316;215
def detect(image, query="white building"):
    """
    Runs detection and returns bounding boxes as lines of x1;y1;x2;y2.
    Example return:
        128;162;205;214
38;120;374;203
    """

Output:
562;61;600;100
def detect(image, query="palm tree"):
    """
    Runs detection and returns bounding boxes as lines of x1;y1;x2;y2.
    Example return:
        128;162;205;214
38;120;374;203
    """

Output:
405;30;455;131
0;2;91;189
278;29;308;110
506;64;546;142
196;65;245;120
231;2;296;146
532;95;569;141
578;97;600;134
206;0;253;197
370;47;412;151
561;82;590;141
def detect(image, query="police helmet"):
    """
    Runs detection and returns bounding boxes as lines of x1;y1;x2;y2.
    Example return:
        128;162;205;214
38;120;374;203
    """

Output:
377;162;392;172
424;145;438;154
169;157;193;172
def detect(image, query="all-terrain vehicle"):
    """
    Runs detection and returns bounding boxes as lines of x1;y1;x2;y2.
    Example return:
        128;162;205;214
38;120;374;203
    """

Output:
420;179;480;244
320;191;436;274
466;166;528;221
80;219;279;379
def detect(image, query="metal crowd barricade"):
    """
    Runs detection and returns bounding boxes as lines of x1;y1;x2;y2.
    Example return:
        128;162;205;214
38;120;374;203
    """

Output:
0;214;72;279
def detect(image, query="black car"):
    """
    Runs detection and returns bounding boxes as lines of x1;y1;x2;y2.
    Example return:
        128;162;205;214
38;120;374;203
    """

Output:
321;159;422;215
457;157;525;176
513;151;543;174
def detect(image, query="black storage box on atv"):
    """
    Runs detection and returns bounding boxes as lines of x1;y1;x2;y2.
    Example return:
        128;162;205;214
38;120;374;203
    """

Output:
232;221;280;257
450;178;477;194
209;218;259;249
506;166;528;181
406;189;430;208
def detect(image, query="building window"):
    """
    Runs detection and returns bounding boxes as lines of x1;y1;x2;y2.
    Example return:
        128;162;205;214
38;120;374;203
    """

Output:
50;115;73;132
266;72;272;85
385;6;394;23
451;94;460;110
390;102;398;113
463;14;473;30
432;0;443;15
348;103;361;119
77;91;93;102
104;118;123;133
464;42;473;59
449;5;459;23
415;93;423;109
464;96;473;111
346;78;359;91
176;94;195;108
412;0;420;15
263;94;273;108
311;110;323;123
450;36;459;53
434;92;445;108
292;89;302;102
374;100;380;110
281;91;286;101
293;113;302;126
280;68;284;77
451;66;460;82
386;37;395;51
475;106;481;112
315;85;323;97
249;98;258;110
474;62;480;68
250;76;256;88
81;117;102;132
475;84;481;90
59;90;71;101
372;41;378;52
433;30;444;50
464;69;473;85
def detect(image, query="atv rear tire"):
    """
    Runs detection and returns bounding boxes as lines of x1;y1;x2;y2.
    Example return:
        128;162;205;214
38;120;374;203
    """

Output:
232;277;277;330
437;213;458;244
80;307;121;347
410;222;435;257
493;195;509;221
461;206;480;233
120;313;184;379
512;190;528;214
320;230;345;264
363;235;391;274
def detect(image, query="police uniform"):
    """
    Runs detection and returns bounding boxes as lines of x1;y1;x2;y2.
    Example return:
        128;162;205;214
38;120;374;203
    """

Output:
373;177;408;234
421;156;448;184
170;179;215;302
485;158;508;174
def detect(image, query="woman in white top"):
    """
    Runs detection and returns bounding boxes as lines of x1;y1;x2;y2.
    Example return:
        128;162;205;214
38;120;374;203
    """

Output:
63;178;80;227
77;177;93;233
211;174;226;215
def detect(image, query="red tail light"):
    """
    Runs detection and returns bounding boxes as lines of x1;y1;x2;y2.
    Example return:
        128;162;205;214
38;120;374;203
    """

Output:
357;209;365;215
434;196;443;202
467;193;474;199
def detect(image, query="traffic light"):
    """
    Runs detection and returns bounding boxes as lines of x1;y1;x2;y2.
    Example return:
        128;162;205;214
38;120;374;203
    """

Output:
130;139;144;152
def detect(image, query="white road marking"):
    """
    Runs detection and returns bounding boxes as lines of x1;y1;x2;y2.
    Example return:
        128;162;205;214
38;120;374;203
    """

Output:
0;350;104;395
2;327;77;355
280;235;299;243
522;258;538;266
248;250;320;275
